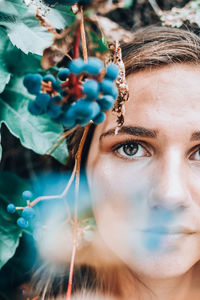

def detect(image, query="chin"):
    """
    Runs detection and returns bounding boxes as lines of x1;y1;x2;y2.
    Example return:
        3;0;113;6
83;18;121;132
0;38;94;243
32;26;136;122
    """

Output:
99;225;200;280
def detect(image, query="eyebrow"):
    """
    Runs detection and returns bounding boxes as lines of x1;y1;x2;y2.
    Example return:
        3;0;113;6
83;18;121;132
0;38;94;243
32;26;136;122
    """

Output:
191;131;200;141
99;126;158;140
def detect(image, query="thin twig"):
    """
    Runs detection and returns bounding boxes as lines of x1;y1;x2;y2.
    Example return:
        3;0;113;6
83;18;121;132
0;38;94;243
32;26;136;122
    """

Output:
65;241;77;300
148;0;163;17
30;163;76;207
65;10;90;300
46;126;78;155
80;7;88;62
74;23;81;59
65;124;91;300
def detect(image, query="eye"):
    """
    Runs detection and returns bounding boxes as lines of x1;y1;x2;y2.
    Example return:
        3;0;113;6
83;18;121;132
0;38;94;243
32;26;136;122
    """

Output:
190;148;200;161
113;141;150;160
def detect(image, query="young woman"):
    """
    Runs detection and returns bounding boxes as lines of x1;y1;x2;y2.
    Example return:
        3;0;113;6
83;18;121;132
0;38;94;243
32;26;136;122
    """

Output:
35;25;200;300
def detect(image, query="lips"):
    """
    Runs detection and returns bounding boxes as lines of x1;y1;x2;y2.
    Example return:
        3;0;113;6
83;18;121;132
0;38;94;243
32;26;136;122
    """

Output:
142;226;196;235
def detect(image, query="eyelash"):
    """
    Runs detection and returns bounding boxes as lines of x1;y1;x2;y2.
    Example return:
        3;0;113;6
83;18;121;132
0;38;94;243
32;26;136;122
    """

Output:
112;140;151;160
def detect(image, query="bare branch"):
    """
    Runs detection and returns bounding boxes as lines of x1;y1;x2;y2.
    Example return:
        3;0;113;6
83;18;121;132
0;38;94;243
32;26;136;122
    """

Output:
148;0;163;17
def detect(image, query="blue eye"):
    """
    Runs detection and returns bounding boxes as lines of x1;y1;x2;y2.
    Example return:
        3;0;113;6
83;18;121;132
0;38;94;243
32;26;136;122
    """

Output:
114;142;149;159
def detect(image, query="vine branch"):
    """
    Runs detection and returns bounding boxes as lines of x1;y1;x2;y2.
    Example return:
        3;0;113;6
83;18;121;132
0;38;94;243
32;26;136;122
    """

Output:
148;0;163;17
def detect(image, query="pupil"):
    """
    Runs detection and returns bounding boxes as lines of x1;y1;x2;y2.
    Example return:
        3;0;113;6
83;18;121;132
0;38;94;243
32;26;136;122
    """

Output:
123;143;138;156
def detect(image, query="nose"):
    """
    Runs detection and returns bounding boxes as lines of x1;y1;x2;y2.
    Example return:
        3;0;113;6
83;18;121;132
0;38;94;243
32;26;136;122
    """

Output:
148;147;190;211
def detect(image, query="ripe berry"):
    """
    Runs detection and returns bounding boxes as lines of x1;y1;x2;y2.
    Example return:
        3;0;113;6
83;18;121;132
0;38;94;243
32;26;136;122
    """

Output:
74;99;100;119
83;80;100;100
97;95;115;111
76;117;91;126
62;104;76;128
23;74;42;95
47;100;62;119
85;57;104;75
17;217;29;229
22;190;33;201
7;204;16;214
100;79;118;99
43;74;57;84
93;112;106;124
22;207;36;220
58;68;71;81
69;58;85;75
28;101;44;115
106;64;119;80
35;93;50;111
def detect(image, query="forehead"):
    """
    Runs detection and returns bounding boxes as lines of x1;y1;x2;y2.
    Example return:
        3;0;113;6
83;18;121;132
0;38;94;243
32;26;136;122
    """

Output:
96;63;200;137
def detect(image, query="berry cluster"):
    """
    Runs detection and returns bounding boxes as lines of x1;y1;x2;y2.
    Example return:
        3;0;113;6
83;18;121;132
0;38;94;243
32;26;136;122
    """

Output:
7;190;36;229
23;57;119;129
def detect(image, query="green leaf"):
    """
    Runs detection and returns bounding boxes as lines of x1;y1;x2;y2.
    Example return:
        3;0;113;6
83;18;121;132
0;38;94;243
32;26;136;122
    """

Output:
4;44;43;76
7;20;52;55
0;0;53;55
45;5;75;29
0;28;11;93
0;76;68;164
0;171;29;269
89;31;108;53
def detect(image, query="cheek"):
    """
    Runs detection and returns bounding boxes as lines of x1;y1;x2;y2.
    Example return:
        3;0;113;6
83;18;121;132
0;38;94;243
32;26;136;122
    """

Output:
86;157;151;244
87;159;200;277
87;156;151;201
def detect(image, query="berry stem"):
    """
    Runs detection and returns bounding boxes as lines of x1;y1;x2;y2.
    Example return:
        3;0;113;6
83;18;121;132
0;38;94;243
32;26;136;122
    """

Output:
74;23;81;59
28;162;77;222
65;240;76;300
65;123;91;300
47;126;78;156
80;7;88;62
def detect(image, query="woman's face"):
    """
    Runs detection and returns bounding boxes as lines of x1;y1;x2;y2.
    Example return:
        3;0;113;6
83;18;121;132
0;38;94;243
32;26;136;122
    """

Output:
86;63;200;279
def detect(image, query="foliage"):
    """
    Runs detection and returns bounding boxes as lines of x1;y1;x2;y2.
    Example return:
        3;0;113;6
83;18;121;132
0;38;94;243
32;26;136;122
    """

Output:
0;171;30;269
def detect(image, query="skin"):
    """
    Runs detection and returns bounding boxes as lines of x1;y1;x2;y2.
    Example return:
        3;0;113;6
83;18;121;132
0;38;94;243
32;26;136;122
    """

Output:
86;63;200;300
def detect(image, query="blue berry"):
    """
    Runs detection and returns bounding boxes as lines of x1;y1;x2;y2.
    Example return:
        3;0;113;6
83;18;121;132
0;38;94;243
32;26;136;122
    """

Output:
83;80;100;100
97;95;115;111
17;217;29;229
7;203;16;214
100;79;118;99
43;74;60;91
85;57;104;75
22;207;36;220
106;64;119;80
23;73;42;95
47;100;62;119
35;93;50;111
69;58;85;75
74;99;100;119
92;112;106;124
22;190;33;201
62;104;76;128
112;85;119;99
76;117;91;126
58;68;71;81
28;101;45;115
52;95;62;103
43;74;56;84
